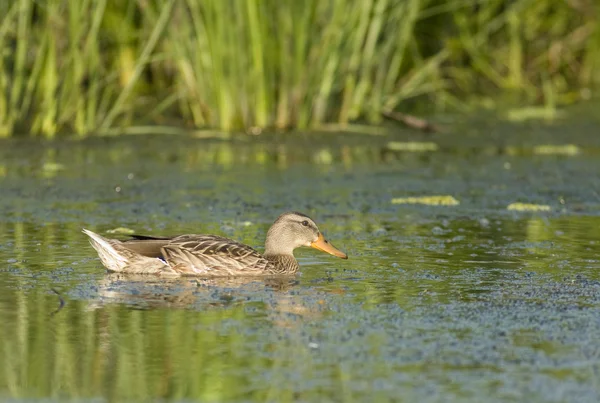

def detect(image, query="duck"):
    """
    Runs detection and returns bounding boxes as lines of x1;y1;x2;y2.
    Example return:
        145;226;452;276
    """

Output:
83;212;347;277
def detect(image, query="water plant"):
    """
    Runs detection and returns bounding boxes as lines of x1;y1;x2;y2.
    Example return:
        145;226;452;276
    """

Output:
0;0;597;137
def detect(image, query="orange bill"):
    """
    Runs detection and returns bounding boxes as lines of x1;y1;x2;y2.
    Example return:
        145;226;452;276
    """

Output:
310;233;348;259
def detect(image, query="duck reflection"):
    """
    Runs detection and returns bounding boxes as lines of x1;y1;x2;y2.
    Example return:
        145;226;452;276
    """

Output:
88;273;299;309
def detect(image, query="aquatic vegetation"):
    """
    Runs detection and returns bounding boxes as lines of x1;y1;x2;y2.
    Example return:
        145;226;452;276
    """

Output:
507;202;552;212
0;0;598;136
391;195;460;206
532;144;581;156
386;141;439;152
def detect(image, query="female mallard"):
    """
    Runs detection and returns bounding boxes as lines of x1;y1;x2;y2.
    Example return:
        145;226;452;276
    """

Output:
83;212;347;277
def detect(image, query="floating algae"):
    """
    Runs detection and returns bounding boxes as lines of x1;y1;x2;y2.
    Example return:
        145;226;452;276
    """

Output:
391;195;460;206
533;144;580;156
507;203;551;212
386;141;439;152
106;227;136;234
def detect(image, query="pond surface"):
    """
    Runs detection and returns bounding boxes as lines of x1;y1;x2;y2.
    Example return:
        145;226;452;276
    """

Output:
1;119;600;402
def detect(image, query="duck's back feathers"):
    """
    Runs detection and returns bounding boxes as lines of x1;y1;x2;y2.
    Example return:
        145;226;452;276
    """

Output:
160;234;273;276
83;230;278;277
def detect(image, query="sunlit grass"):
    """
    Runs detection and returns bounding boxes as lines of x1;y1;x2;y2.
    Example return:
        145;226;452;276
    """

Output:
0;0;598;137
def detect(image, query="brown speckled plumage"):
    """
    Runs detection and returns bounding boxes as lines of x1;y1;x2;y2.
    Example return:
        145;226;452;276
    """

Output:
83;212;347;277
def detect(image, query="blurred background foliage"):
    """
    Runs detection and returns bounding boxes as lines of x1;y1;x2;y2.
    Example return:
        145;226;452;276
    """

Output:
0;0;598;137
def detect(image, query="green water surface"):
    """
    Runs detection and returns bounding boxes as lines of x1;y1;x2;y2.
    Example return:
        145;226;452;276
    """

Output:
1;123;600;402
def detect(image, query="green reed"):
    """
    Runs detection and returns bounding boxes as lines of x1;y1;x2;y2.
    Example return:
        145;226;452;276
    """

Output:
0;0;598;137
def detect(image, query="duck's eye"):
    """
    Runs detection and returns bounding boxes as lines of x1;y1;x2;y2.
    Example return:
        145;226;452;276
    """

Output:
301;220;309;227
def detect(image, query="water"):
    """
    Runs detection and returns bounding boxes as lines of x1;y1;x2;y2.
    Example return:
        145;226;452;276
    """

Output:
1;122;600;402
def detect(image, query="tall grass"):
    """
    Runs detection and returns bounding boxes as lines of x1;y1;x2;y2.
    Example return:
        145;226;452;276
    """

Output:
0;0;598;137
166;0;439;130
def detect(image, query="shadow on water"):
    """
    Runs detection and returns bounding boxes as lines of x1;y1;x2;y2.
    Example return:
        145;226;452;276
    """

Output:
1;128;600;402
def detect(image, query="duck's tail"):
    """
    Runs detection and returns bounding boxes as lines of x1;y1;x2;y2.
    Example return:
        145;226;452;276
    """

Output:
82;229;131;272
83;229;173;274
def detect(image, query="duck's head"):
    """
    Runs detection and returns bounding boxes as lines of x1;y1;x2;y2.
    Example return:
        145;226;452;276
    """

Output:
264;212;348;259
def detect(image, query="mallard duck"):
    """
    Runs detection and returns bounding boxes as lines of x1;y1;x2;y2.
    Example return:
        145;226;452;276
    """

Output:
83;212;347;277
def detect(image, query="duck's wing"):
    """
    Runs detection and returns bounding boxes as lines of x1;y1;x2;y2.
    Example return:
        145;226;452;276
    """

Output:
128;234;171;241
122;237;172;258
160;234;273;276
